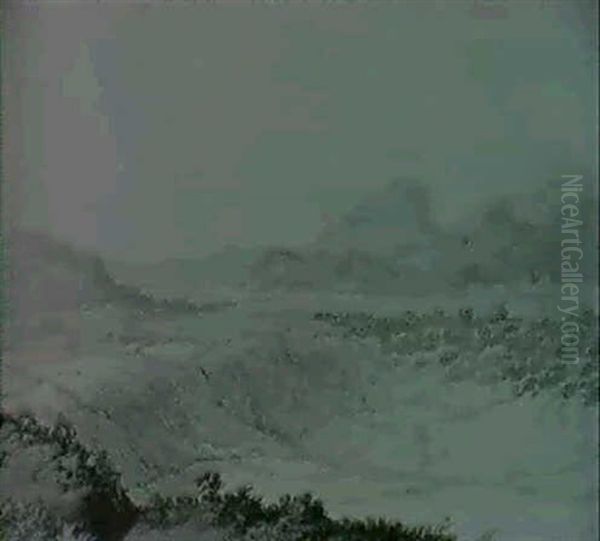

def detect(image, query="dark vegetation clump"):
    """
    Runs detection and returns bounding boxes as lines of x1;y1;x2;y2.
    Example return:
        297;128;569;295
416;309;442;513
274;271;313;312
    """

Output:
0;411;458;541
0;411;138;541
313;306;599;405
457;307;474;322
140;473;457;541
0;499;92;541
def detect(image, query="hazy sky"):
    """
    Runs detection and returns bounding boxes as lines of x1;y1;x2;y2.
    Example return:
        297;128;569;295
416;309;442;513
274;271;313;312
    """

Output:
4;0;597;262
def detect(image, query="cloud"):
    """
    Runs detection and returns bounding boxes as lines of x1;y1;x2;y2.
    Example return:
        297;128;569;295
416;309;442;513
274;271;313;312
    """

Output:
8;0;595;262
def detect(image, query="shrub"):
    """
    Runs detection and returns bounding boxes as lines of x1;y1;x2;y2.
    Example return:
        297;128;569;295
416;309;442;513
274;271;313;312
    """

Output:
1;411;458;541
0;500;95;541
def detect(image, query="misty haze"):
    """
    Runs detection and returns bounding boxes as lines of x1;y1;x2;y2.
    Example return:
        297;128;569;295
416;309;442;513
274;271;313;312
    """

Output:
1;2;598;541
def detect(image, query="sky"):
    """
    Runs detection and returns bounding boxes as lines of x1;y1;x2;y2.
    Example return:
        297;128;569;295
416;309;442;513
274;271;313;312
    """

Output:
3;0;597;263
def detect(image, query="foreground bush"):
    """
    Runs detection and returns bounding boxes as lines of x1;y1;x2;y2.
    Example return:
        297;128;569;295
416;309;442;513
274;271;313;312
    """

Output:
0;411;457;541
0;500;96;541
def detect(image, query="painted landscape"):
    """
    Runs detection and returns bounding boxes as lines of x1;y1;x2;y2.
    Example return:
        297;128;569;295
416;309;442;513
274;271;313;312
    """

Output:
2;1;597;540
2;179;598;540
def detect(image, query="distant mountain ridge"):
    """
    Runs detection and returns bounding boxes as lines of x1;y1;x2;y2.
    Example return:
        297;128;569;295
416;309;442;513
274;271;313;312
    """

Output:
316;177;438;254
243;177;597;294
6;230;204;332
7;229;110;315
10;176;597;303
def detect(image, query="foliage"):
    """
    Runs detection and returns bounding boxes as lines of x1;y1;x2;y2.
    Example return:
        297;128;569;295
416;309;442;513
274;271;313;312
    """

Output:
0;500;95;541
313;306;598;405
1;412;458;541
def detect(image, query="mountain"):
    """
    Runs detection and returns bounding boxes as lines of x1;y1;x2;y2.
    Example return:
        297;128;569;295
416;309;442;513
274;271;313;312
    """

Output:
93;175;599;299
105;244;260;301
316;177;438;254
441;181;597;289
4;230;110;355
309;176;597;293
4;230;211;353
6;229;111;316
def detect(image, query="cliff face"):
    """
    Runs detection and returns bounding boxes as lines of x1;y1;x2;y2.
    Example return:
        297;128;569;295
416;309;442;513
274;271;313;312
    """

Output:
4;230;112;354
7;230;110;308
